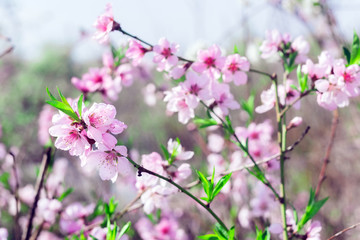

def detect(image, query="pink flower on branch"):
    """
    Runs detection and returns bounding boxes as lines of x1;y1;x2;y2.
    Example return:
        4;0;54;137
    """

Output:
93;3;116;44
222;54;250;85
153;38;179;72
192;44;226;79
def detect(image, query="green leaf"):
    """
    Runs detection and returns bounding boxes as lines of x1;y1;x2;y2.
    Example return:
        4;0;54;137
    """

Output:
350;31;360;65
46;100;79;121
117;221;131;239
255;226;271;240
57;87;71;107
212;173;232;199
233;44;239;54
196;170;210;201
296;188;329;231
225;116;234;134
0;172;10;190
214;223;228;240
343;46;351;64
160;144;170;162
104;197;118;218
173;75;186;84
77;94;84;118
246;166;266;184
46;87;57;101
197;234;219;240
240;92;255;124
58;187;74;201
228;226;235;240
193;117;218;128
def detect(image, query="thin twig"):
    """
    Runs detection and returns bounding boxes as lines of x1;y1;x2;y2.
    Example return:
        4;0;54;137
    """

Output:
279;90;312;117
315;109;339;199
9;152;21;240
23;148;52;240
327;222;360;240
284;126;311;153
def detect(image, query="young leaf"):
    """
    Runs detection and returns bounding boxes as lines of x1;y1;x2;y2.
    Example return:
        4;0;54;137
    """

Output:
197;234;219;240
57;87;71;107
77;94;84;118
228;226;235;240
255;226;271;240
213;223;228;240
350;31;360;65
233;44;239;54
58;187;74;201
246;166;266;184
212;173;232;199
193;117;218;129
343;46;351;64
196;170;210;201
117;221;131;239
46;87;57;101
46;100;80;121
296;188;329;231
160;144;170;162
0;172;10;190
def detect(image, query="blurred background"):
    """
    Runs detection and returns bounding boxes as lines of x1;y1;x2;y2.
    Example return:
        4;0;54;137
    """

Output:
1;0;360;239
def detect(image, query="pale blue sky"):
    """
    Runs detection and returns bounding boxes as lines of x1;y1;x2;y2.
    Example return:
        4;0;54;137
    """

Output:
1;0;360;61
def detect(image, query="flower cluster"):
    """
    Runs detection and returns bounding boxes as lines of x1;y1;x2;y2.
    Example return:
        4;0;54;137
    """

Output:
135;139;193;214
302;51;360;110
260;29;309;63
49;98;128;182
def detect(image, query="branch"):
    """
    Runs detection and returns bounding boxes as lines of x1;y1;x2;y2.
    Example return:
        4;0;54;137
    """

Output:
315;109;339;199
327;222;360;240
279;90;312;117
23;148;52;240
126;157;229;232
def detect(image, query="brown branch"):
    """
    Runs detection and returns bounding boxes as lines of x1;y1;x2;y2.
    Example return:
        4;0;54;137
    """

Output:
284;126;311;153
327;222;360;240
315;109;339;199
9;152;21;240
23;148;52;240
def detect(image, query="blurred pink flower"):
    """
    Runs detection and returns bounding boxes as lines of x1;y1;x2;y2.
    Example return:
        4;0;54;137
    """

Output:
126;40;149;66
211;82;240;115
93;3;115;44
37;198;62;224
38;105;56;145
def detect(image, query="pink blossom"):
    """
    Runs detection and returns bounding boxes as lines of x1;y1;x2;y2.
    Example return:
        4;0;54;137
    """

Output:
60;202;95;234
102;51;114;70
222;54;250;85
291;36;310;63
49;124;90;156
207;133;224;153
82;103;120;148
141;186;172;214
86;145;129;182
0;228;7;240
18;184;36;205
211;82;240;115
126;40;149;66
116;63;135;87
46;158;68;198
306;221;322;240
167;138;194;161
37;198;62;224
255;80;301;113
71;68;108;94
136;152;166;190
288;116;303;129
38;232;62;240
135;216;188;240
38;105;56;145
164;86;196;124
192;44;226;79
93;3;115;44
259;29;284;59
172;163;192;183
142;83;157;106
169;62;192;79
207;153;226;174
250;182;276;218
153;38;179;71
180;71;211;102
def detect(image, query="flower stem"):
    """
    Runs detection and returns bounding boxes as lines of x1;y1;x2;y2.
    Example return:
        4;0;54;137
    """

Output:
125;157;229;232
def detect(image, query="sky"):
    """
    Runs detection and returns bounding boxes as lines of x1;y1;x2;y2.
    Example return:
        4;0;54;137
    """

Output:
1;0;360;62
